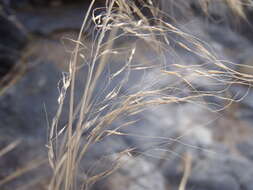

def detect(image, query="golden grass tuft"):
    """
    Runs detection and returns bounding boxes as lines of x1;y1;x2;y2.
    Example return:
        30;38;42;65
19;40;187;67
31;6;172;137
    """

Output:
47;0;253;190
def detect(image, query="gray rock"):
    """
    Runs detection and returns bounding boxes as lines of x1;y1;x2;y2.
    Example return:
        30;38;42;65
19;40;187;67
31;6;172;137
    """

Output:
0;61;61;136
237;140;253;161
16;5;87;35
0;13;27;80
94;155;166;190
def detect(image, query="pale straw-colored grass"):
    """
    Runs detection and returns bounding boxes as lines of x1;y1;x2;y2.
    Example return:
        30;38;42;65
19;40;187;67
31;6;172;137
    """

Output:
48;1;253;190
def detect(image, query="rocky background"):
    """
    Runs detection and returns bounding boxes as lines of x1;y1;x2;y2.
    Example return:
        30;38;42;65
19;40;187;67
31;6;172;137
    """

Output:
1;0;253;190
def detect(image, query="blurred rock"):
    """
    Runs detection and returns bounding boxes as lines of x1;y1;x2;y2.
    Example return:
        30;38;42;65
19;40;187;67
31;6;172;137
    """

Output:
0;7;28;94
15;5;87;35
237;139;253;161
161;142;253;190
0;15;27;50
0;61;62;136
94;155;166;190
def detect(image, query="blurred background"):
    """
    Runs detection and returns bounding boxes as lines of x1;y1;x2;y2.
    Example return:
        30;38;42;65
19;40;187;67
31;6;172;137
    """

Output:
1;0;253;190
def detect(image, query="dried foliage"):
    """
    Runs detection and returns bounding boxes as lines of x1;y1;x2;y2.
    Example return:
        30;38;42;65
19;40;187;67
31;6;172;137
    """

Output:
45;0;253;190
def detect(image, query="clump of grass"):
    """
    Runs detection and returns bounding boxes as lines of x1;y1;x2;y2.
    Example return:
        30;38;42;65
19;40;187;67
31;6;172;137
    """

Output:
48;0;253;190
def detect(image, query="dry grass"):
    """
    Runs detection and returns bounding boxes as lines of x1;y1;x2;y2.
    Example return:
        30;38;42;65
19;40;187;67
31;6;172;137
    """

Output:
178;152;192;190
195;0;251;17
0;158;47;187
44;0;253;190
0;140;21;158
0;140;48;189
